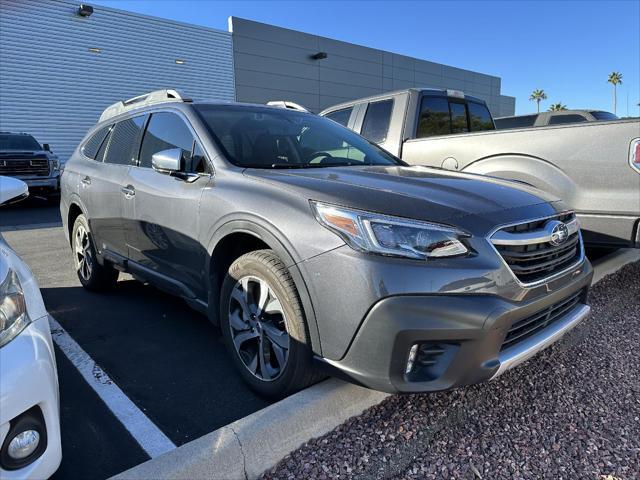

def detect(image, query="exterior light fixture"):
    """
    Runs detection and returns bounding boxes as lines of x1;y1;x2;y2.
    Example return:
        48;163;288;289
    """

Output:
310;52;328;60
77;4;94;17
88;47;101;53
175;59;185;65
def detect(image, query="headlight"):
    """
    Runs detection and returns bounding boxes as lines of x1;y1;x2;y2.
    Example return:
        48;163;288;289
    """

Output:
311;201;469;259
0;269;30;347
51;158;60;171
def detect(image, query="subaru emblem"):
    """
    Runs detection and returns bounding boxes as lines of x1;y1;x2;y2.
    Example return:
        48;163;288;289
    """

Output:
548;221;570;246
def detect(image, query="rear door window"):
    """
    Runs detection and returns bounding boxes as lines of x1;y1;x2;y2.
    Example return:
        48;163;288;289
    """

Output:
324;107;353;127
417;97;450;138
103;116;147;165
548;114;588;125
360;100;393;144
139;112;195;169
468;102;495;131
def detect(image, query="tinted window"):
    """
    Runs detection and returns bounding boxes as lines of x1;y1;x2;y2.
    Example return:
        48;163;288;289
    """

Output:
360;100;393;143
195;105;401;168
82;126;111;159
324;108;352;127
191;142;209;174
417;97;450;138
590;111;618;121
361;100;393;144
468;102;494;131
139;112;194;169
494;115;538;129
0;134;41;151
104;116;146;165
95;127;112;162
450;102;468;133
548;114;587;125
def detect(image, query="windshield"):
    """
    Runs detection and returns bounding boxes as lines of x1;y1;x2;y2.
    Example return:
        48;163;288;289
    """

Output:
590;111;618;121
0;134;42;151
195;105;403;169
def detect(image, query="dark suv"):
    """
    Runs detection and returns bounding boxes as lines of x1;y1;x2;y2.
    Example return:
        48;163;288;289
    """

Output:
60;90;593;397
0;132;60;198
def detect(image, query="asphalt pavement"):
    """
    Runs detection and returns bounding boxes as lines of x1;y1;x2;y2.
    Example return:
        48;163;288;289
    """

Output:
1;200;271;479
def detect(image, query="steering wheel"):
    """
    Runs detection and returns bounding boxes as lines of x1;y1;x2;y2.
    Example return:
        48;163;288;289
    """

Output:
307;151;334;163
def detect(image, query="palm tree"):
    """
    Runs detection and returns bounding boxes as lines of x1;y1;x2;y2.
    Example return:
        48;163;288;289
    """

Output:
548;102;567;111
607;72;623;114
529;89;547;113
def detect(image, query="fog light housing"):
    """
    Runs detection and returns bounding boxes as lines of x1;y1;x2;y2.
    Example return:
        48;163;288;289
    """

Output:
7;430;40;459
0;407;47;471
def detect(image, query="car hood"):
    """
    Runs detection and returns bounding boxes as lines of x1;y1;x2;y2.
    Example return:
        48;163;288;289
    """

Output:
245;165;563;232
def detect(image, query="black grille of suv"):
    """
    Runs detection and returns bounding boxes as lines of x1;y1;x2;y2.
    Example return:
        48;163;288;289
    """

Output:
492;212;582;284
0;155;49;176
501;288;584;351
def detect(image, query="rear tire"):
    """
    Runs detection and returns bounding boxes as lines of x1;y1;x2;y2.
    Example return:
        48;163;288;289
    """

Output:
72;214;119;291
219;249;319;398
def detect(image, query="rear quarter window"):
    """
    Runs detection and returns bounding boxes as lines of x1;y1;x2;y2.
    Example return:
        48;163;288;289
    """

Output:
82;126;111;160
468;102;495;131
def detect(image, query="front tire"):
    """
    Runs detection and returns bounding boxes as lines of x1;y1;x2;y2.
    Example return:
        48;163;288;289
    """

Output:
220;250;318;398
72;214;119;291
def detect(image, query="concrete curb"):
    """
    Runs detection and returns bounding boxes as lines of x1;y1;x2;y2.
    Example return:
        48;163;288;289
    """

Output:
111;379;389;480
591;248;640;284
111;249;640;480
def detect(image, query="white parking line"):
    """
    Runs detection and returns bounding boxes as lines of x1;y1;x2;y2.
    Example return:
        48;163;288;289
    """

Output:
49;316;177;458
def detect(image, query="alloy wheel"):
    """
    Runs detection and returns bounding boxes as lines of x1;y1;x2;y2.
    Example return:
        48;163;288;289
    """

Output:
228;275;290;381
74;224;93;281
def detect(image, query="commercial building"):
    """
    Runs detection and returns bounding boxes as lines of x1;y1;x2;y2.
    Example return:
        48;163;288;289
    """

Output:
0;0;516;163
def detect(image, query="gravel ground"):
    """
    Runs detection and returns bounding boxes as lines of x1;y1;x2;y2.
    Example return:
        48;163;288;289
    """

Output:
263;261;640;480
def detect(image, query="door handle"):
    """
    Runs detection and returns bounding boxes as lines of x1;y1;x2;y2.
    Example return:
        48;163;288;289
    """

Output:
121;185;135;198
81;176;91;186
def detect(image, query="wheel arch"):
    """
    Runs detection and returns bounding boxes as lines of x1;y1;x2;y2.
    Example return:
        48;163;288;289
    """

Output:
206;219;322;355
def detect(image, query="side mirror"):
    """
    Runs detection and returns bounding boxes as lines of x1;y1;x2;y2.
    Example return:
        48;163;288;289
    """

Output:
0;177;29;206
43;143;51;152
151;148;182;173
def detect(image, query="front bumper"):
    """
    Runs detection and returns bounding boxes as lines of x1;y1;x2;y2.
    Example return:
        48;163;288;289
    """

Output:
20;175;60;193
0;316;61;479
315;261;593;393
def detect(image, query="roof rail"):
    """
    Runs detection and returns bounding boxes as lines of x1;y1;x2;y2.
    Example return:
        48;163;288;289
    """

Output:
99;89;192;122
266;101;310;113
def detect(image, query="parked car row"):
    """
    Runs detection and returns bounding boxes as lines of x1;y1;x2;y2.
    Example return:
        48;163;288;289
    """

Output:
2;86;636;479
319;88;640;249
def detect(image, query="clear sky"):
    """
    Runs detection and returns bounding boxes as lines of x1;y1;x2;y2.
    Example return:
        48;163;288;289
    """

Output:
96;0;639;116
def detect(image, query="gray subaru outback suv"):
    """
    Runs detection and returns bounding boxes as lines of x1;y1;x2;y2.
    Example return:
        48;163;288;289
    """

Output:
60;90;593;397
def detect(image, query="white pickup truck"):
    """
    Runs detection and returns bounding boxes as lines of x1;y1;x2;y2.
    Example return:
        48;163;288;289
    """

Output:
320;88;640;248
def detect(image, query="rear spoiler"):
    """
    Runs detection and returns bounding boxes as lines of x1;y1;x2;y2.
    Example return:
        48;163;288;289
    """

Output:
266;101;310;113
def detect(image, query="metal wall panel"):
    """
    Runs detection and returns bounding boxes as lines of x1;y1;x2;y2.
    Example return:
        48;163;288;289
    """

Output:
230;17;516;116
0;0;235;164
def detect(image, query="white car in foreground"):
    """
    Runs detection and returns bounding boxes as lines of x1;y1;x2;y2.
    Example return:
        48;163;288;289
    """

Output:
0;177;61;479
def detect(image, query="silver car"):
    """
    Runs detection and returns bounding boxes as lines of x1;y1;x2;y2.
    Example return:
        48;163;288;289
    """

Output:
60;90;593;397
